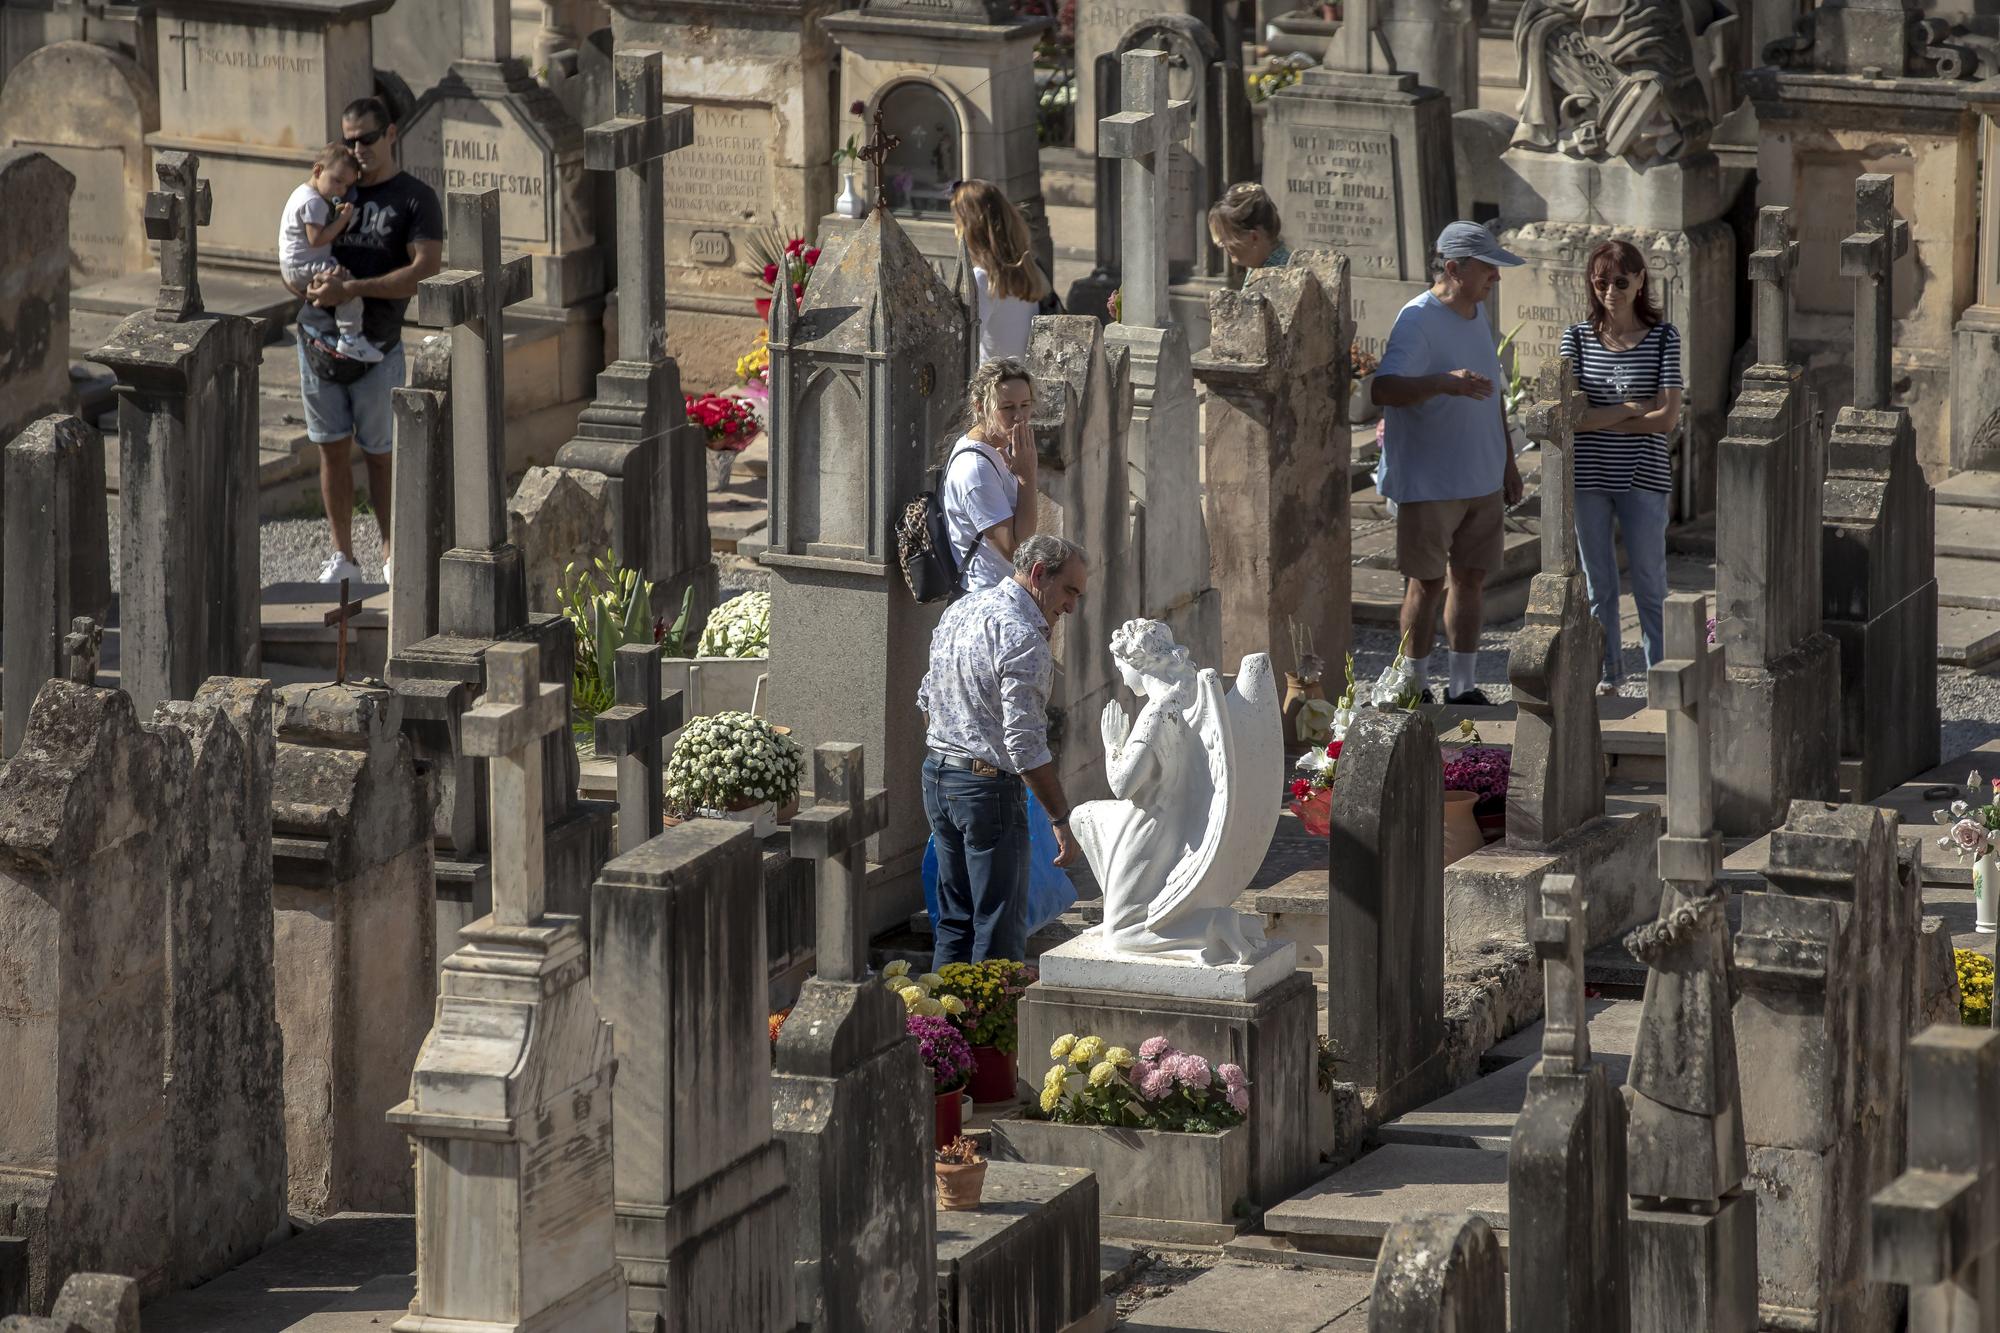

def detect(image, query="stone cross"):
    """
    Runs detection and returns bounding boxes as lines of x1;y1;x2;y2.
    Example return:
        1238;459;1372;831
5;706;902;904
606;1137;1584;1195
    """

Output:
320;578;365;685
1101;48;1192;331
587;49;690;370
1871;1026;2000;1327
418;189;532;557
593;643;681;855
1524;356;1587;576
460;642;567;927
789;743;888;983
1841;172;1909;413
1330;0;1385;74
858;108;901;212
63;616;101;686
1747;206;1798;370
1648;592;1722;893
144;150;211;323
461;0;511;63
1529;873;1592;1076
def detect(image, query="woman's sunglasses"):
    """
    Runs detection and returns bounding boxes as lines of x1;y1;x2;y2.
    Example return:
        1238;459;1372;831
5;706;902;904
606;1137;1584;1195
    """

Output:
1591;274;1635;292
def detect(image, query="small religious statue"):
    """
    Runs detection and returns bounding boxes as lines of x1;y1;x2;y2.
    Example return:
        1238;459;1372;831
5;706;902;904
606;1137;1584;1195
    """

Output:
1511;0;1738;162
1074;619;1282;964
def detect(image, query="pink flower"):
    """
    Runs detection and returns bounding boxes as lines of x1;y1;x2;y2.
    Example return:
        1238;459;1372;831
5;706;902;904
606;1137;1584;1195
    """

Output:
1134;1066;1172;1101
1169;1053;1211;1088
1138;1036;1170;1062
1226;1086;1249;1114
1951;818;1990;856
1218;1063;1248;1091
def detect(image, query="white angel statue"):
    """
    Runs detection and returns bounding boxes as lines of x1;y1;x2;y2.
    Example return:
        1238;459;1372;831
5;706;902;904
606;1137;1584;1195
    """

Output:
1071;618;1283;965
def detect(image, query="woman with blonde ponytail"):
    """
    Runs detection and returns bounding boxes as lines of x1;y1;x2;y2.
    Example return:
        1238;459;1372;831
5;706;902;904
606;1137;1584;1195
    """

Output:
951;179;1052;362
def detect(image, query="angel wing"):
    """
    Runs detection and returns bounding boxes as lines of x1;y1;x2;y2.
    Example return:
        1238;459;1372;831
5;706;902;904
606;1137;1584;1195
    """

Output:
1144;653;1283;932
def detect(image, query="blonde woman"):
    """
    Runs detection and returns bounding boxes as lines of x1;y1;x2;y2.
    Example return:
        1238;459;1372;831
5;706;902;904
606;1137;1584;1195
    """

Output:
1207;182;1291;271
941;357;1038;595
951;179;1052;362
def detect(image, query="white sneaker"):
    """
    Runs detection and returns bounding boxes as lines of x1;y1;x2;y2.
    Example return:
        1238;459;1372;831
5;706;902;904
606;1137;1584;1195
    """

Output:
318;551;363;585
382;556;393;586
337;333;386;365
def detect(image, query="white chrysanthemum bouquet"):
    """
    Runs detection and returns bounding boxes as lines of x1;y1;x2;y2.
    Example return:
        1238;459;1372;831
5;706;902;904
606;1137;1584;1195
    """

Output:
697;590;771;659
664;710;802;816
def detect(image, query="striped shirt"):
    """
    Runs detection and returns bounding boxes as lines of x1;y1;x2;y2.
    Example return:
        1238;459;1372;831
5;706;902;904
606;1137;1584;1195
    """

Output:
1559;321;1682;494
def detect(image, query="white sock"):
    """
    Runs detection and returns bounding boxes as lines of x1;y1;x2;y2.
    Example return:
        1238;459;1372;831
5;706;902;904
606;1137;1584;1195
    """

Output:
1449;650;1478;698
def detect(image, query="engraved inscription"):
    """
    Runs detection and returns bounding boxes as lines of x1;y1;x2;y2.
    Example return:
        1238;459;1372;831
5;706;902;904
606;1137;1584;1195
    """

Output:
1794;156;1919;321
404;106;553;247
664;104;775;230
22;142;129;281
1278;126;1402;275
195;45;317;74
689;230;732;265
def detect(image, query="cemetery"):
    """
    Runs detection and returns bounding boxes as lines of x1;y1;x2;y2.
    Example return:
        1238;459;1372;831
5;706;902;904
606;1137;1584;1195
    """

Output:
7;0;2000;1330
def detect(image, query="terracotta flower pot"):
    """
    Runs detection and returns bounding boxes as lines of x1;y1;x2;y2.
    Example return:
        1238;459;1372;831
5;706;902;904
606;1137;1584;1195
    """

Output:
1443;790;1484;866
935;1085;967;1148
935;1158;988;1211
967;1046;1017;1106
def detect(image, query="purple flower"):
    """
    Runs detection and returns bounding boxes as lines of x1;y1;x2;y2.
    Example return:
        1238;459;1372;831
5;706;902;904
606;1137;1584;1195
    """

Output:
1218;1062;1248;1091
908;1013;976;1092
1138;1036;1171;1062
1225;1086;1249;1114
1134;1066;1173;1101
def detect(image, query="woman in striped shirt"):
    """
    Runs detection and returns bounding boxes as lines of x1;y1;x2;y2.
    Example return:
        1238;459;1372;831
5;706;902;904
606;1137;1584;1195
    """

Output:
1560;240;1683;694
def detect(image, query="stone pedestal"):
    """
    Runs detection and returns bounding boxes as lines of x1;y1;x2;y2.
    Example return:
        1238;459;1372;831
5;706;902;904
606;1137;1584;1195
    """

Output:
1628;1194;1758;1333
1017;957;1316;1212
3;416;108;759
934;1163;1108;1333
1444;808;1662;961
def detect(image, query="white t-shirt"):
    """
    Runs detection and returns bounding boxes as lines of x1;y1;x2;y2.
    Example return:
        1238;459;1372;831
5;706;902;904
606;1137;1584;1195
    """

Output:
941;434;1019;593
279;181;338;274
973;266;1036;363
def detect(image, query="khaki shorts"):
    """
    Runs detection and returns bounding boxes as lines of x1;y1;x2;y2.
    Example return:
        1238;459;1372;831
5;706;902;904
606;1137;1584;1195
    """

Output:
1395;491;1505;582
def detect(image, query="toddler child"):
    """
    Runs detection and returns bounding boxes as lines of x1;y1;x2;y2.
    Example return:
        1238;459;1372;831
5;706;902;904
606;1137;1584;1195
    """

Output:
279;142;382;364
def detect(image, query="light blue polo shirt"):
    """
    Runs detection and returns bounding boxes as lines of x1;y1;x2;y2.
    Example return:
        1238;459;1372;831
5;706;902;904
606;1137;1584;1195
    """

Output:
1375;291;1508;504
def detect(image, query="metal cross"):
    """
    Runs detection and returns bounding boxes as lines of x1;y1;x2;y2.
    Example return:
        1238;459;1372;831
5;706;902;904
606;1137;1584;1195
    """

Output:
1530;873;1592;1076
1523;355;1587;577
857;108;902;211
790;743;889;983
1648;592;1723;893
1747;205;1798;371
587;48;691;370
593;643;682;854
418;190;532;560
1871;1026;2000;1329
144;150;211;323
1100;48;1193;331
1841;172;1909;413
321;578;366;686
62;617;101;687
460;643;569;928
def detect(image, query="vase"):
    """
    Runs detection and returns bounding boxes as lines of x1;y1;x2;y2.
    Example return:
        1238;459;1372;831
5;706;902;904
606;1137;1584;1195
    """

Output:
936;1158;988;1210
1348;374;1378;425
1979;853;1998;934
1281;673;1323;745
1443;790;1484;866
705;446;738;491
935;1085;967;1149
967;1046;1017;1106
835;170;865;219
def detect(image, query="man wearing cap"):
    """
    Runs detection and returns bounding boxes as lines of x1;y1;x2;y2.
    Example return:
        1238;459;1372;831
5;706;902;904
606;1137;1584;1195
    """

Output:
1370;221;1527;706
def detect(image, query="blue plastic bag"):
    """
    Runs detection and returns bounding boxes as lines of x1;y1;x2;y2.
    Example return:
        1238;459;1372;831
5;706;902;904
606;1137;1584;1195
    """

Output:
922;788;1079;943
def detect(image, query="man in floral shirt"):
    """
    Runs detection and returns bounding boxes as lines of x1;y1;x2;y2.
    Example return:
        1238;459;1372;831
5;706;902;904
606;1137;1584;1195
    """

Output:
918;533;1087;966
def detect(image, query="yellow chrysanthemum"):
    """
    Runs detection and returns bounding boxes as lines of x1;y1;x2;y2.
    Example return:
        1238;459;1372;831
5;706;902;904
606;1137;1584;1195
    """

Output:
914;997;944;1017
882;960;911;979
918;973;945;989
1039;1084;1061;1114
1050;1033;1077;1061
1071;1035;1104;1066
1105;1046;1135;1069
1043;1063;1066;1088
1089;1061;1117;1087
899;987;923;1011
939;995;968;1016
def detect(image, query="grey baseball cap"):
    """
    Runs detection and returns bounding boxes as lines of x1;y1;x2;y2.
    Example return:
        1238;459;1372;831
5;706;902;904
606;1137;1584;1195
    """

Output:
1435;221;1524;267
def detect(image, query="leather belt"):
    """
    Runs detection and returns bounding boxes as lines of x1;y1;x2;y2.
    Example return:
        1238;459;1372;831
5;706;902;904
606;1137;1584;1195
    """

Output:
930;750;1011;778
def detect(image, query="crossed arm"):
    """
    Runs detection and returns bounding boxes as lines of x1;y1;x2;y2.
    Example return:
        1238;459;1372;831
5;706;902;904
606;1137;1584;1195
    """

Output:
1579;387;1683;434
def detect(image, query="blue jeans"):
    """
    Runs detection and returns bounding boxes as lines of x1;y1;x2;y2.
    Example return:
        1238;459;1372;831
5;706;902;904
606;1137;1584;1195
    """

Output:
1575;487;1669;682
923;755;1029;967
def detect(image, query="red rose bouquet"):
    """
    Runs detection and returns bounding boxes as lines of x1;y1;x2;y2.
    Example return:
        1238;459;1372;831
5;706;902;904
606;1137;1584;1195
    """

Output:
685;392;758;452
743;227;820;309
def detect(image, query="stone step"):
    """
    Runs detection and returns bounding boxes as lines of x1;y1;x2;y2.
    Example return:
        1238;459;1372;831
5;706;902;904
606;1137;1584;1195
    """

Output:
1936;470;2000;510
1938;503;2000;560
1259;1143;1511;1260
1936;556;2000;612
1939;606;2000;669
71;265;298;344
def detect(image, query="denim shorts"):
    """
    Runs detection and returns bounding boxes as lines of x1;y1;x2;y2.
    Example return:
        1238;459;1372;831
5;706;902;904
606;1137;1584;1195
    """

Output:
297;337;406;456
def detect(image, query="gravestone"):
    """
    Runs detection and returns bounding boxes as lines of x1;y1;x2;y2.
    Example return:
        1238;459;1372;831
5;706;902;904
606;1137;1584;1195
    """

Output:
385;188;613;936
0;1272;139;1333
770;743;933;1333
402;0;604;318
1507;356;1604;849
1508;873;1630;1333
1736;799;1913;1332
1870;1026;2000;1330
506;463;615;612
3;416;110;759
1026;314;1134;803
608;0;842;389
1073;0;1233;158
0;151;76;443
1822;173;1939;801
554;48;716;621
389;643;627;1333
1627;593;1758;1333
590;818;796;1330
0;39;158;284
761;206;969;924
1327;707;1445;1118
92;149;262;720
1956;81;2000;473
1104;48;1219;665
146;0;390;269
1711;205;1840;836
389;335;452;658
1260;0;1452;361
592;642;678;854
268;681;437;1216
1191;249;1354;674
1367;1213;1507;1333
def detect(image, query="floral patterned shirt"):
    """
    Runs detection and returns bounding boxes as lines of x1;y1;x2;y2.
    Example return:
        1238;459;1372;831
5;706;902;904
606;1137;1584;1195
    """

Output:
917;576;1053;775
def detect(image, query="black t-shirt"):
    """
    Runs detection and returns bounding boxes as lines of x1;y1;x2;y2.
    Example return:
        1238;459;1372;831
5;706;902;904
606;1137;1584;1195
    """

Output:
299;169;444;351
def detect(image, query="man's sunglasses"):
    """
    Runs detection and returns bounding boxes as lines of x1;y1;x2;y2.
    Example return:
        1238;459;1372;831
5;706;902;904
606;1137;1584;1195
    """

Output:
344;128;388;148
1592;275;1634;292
